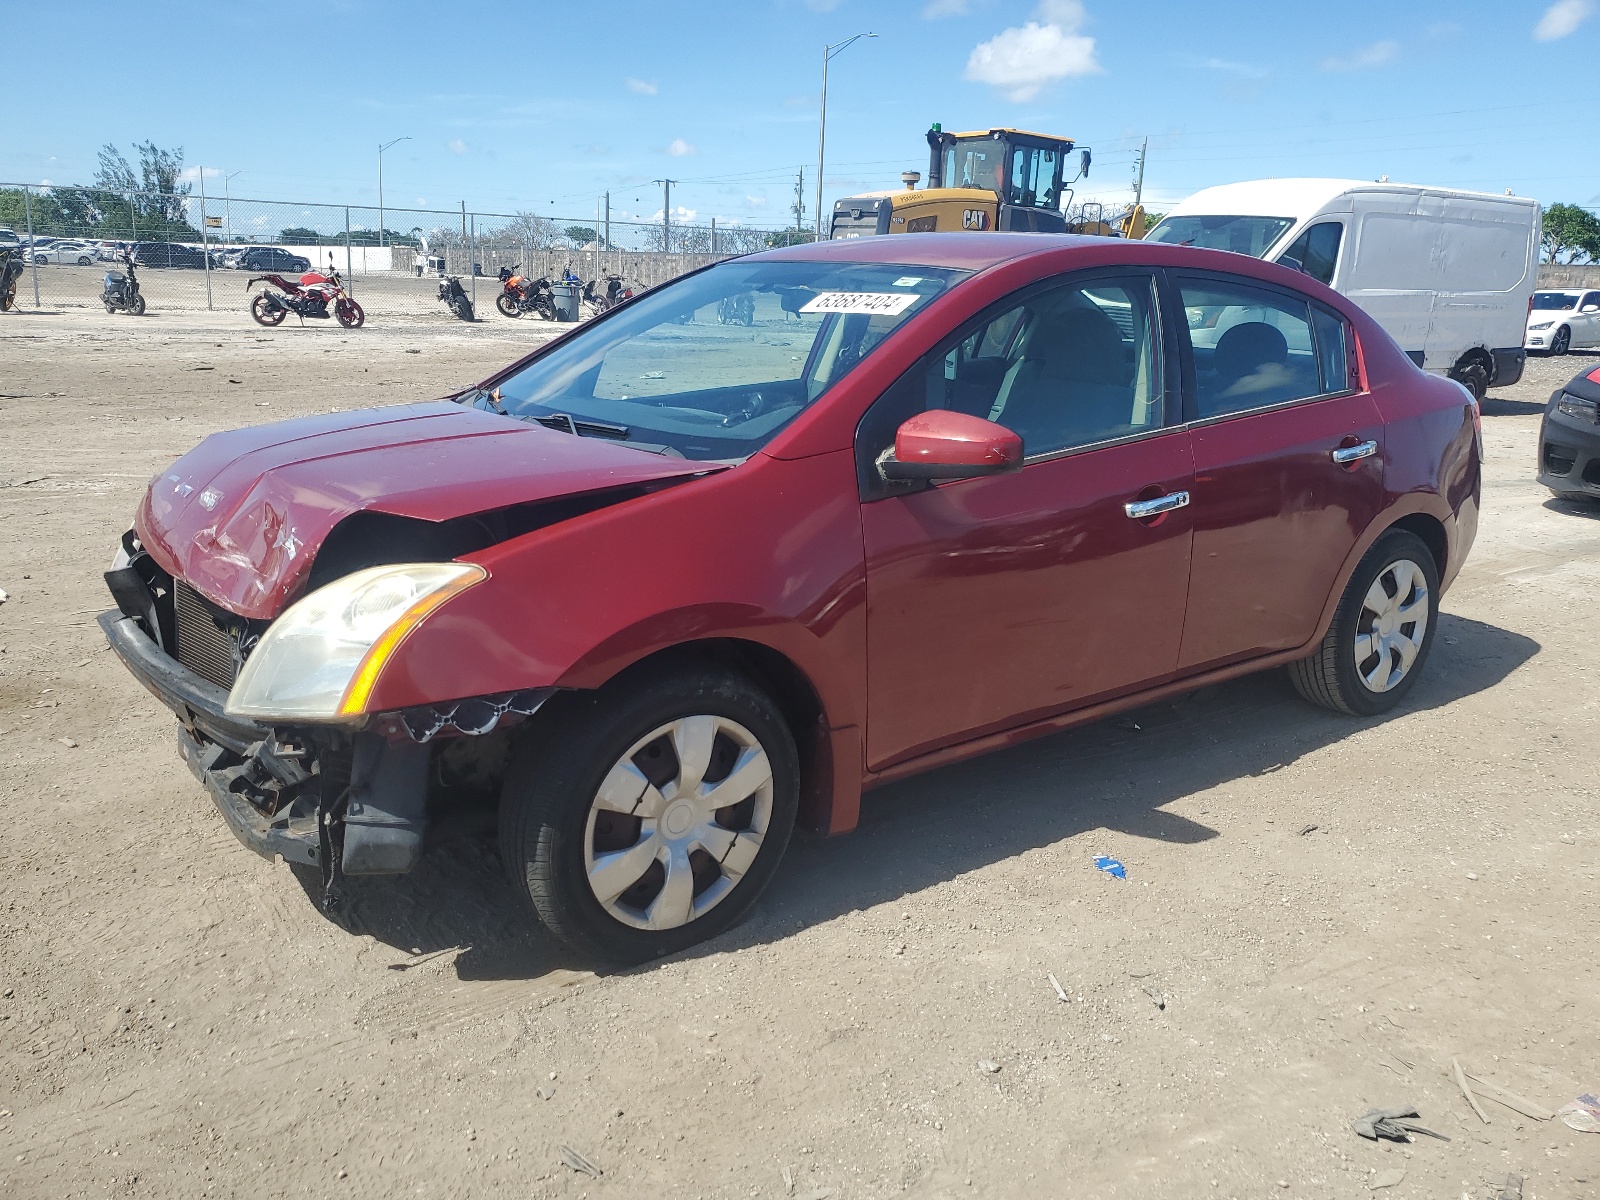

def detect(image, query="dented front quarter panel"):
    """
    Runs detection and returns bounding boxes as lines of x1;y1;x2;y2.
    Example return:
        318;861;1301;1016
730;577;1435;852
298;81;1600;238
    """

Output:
134;401;724;619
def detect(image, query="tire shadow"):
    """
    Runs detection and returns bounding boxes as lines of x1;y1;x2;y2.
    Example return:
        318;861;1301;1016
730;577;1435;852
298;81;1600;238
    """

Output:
1480;397;1545;417
296;612;1539;980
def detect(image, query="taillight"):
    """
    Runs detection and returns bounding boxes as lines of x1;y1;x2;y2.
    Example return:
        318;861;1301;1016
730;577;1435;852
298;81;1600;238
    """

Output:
1587;365;1600;385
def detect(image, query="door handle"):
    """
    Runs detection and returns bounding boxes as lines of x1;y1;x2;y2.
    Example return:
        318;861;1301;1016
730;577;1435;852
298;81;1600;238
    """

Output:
1331;439;1378;464
1124;490;1190;519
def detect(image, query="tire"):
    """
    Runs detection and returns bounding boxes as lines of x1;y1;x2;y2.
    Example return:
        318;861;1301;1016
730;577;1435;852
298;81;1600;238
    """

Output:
1451;359;1488;402
1551;326;1571;356
1289;529;1440;716
77;256;93;266
130;293;145;316
335;298;365;328
499;666;800;964
250;294;286;327
104;302;116;313
496;293;520;317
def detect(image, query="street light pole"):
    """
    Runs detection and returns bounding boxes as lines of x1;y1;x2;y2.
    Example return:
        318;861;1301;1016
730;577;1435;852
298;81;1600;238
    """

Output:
378;136;411;251
223;170;241;245
815;32;876;241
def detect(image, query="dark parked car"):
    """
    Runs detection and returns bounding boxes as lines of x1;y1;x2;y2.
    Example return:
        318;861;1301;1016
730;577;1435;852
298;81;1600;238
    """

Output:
133;242;208;268
238;247;311;274
99;233;1480;963
1538;362;1600;502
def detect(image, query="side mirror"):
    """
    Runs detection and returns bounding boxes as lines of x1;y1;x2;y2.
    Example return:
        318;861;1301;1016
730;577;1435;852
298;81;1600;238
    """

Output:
1079;148;1092;178
1582;304;1600;313
879;410;1023;482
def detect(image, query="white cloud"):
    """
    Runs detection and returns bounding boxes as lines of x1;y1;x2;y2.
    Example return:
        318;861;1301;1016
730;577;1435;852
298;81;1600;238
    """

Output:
923;0;969;16
745;195;769;207
650;205;699;222
965;1;1100;102
1320;39;1399;71
804;0;840;10
1201;56;1268;78
448;138;468;155
625;77;658;94
1535;0;1592;39
667;138;697;157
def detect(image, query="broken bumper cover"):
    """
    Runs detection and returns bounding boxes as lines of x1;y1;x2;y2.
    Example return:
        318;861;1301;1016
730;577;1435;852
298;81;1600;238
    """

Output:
98;610;430;874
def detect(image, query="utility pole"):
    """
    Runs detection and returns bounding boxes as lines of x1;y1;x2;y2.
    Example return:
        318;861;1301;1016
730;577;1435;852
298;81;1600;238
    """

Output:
1132;137;1148;212
199;167;212;310
815;32;876;241
793;169;805;234
378;136;411;251
655;179;675;253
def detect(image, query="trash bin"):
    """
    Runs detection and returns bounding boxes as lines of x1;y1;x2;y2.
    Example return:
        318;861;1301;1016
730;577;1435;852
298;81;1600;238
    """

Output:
549;281;581;322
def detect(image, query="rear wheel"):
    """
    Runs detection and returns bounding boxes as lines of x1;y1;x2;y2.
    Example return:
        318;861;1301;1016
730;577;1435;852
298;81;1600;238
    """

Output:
1551;326;1571;356
1289;530;1440;716
250;294;286;326
499;667;799;964
496;293;520;317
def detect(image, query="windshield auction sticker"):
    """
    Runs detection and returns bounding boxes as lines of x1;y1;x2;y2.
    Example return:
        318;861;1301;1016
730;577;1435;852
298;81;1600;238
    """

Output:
799;291;921;316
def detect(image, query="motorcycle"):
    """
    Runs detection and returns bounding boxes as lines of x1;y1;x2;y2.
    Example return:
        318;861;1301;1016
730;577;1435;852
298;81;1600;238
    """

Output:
0;247;22;312
247;259;364;328
495;265;555;320
717;292;755;326
581;273;634;316
101;251;146;315
438;275;474;322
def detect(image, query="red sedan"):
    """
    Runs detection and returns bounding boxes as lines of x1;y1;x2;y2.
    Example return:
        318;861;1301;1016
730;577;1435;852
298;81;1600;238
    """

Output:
101;233;1480;962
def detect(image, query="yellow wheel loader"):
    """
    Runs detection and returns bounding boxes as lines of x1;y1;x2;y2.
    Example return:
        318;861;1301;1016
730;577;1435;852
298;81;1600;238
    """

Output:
829;124;1091;239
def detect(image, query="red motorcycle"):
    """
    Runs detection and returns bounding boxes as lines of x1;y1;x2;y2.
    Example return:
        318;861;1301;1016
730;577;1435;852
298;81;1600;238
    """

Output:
247;263;364;328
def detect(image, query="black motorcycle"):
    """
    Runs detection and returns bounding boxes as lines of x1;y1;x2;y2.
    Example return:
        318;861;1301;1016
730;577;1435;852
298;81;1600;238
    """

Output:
438;275;474;321
0;247;23;312
582;273;633;316
717;292;754;326
101;252;146;315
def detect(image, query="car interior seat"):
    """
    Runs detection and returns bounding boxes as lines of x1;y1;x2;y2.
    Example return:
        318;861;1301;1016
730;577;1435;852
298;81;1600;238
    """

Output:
987;303;1135;453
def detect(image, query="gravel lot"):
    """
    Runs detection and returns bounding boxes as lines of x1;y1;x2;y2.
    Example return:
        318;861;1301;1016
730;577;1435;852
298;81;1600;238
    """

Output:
1;306;1597;1200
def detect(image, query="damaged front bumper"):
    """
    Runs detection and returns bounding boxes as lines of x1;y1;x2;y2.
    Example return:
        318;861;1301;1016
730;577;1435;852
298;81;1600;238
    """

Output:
99;610;432;877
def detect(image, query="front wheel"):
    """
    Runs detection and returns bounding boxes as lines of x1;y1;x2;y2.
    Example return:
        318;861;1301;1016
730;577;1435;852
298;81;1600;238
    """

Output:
250;294;286;327
496;293;520;317
1551;326;1571;356
130;293;145;316
1288;529;1440;716
335;298;365;328
499;667;800;964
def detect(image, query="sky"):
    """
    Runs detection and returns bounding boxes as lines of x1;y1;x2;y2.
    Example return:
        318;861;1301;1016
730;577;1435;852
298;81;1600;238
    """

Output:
2;0;1597;232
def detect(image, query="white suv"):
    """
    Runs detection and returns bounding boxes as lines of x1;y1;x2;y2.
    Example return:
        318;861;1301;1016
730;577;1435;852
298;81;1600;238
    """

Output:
1526;289;1600;355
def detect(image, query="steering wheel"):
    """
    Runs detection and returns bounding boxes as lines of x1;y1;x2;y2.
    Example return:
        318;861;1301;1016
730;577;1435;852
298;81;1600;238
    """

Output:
723;389;769;426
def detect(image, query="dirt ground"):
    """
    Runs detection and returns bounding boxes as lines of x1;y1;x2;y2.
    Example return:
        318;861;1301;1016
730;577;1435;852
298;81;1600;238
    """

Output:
1;302;1597;1200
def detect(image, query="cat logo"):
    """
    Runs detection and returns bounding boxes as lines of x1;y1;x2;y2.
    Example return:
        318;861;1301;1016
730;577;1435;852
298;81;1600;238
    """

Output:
962;209;991;231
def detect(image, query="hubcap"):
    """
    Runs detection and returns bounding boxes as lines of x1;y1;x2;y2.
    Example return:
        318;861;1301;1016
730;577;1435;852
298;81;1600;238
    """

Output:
582;715;774;932
1354;558;1429;693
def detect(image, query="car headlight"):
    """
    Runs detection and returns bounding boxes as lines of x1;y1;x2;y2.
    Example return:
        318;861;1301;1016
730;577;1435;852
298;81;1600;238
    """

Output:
225;562;486;722
1529;321;1554;330
1556;393;1599;424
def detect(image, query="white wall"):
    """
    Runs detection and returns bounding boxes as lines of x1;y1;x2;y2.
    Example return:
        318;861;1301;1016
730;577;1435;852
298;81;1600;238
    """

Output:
282;245;395;273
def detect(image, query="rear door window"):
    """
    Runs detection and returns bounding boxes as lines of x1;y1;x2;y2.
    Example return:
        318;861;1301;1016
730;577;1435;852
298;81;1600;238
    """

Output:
1176;274;1325;418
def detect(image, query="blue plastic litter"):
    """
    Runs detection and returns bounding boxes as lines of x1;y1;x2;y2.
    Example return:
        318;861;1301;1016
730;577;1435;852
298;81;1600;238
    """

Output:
1094;855;1127;880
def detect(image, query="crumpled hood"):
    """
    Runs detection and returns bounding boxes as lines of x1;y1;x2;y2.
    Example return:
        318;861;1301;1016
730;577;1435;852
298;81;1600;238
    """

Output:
136;401;722;620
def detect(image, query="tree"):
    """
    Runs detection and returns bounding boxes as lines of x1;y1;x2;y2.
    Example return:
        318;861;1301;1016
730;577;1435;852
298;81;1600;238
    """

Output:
765;228;816;248
1541;203;1600;264
564;225;597;246
508;211;560;250
280;226;323;244
92;142;198;240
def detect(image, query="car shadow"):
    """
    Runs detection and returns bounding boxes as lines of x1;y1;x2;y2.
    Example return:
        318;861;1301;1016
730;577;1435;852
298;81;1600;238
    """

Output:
1480;396;1545;417
298;612;1538;981
1543;495;1600;520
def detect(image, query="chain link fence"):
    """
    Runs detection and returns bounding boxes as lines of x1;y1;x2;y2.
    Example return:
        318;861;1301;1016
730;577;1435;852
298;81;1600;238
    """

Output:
0;182;810;319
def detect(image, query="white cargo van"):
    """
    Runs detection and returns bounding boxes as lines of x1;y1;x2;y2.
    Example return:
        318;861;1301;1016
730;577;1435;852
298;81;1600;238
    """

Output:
1146;179;1541;398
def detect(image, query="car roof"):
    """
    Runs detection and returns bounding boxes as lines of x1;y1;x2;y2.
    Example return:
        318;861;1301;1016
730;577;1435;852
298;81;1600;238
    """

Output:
752;232;1145;272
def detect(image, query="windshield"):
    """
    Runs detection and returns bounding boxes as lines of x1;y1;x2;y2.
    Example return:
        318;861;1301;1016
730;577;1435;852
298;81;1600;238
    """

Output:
1532;292;1579;310
1145;214;1295;258
479;259;969;460
1008;144;1062;209
943;138;1008;193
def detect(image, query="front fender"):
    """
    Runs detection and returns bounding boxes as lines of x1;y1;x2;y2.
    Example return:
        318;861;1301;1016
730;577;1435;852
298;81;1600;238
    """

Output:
360;448;869;736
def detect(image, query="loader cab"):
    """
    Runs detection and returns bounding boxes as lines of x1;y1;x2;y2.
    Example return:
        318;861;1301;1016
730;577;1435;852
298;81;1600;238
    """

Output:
829;126;1081;239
